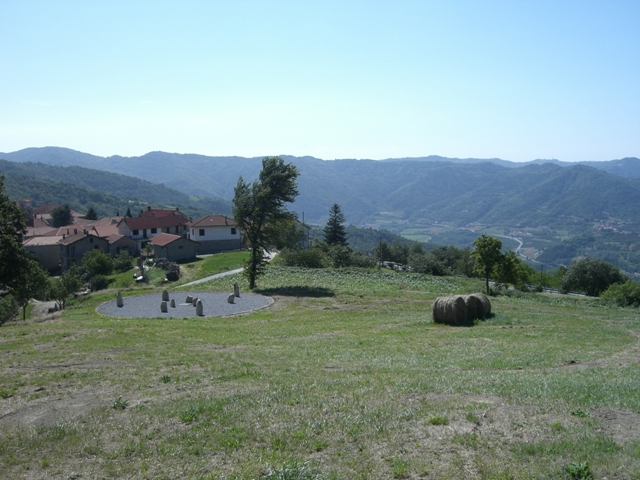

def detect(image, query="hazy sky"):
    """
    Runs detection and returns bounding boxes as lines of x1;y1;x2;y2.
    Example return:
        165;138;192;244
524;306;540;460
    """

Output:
1;1;638;162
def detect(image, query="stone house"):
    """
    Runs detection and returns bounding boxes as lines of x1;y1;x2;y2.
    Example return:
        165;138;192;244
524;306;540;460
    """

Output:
187;215;243;254
23;235;63;271
149;233;199;262
59;230;110;271
117;208;189;249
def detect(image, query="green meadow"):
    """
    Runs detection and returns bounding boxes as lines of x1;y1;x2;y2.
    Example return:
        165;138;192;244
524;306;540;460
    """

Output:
1;262;639;479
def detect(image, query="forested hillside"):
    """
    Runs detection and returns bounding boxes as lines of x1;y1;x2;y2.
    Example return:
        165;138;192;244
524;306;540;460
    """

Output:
0;159;231;218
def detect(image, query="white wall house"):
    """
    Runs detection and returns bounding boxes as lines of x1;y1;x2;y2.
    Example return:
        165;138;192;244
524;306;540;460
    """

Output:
188;215;242;254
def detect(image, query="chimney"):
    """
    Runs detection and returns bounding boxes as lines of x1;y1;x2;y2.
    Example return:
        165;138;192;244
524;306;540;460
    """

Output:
67;228;70;234
147;206;151;211
62;234;66;239
74;228;77;234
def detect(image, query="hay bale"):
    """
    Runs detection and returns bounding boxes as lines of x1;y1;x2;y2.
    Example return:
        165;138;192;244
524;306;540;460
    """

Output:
432;293;491;325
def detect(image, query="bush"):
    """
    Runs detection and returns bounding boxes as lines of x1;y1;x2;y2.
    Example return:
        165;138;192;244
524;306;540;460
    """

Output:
349;252;376;268
561;257;625;297
0;294;19;326
327;245;352;268
601;280;640;307
279;248;327;268
408;252;447;276
113;251;134;273
82;250;114;277
89;274;110;292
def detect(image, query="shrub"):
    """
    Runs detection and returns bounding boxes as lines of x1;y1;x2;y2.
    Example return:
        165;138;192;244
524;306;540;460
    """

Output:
82;250;114;277
89;274;110;292
601;280;640;307
113;251;134;273
0;294;19;326
561;257;625;297
279;248;327;268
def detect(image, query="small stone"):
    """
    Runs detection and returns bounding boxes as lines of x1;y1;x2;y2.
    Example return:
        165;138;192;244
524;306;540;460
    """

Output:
117;292;124;308
185;295;193;303
196;299;204;316
162;290;169;301
227;293;235;304
192;297;198;306
161;301;168;313
170;299;176;308
234;282;240;298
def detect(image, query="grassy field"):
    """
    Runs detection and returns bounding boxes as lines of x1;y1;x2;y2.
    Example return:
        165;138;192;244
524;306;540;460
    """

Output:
1;263;640;479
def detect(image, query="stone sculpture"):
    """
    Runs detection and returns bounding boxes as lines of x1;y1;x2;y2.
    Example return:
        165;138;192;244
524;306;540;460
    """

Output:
227;293;235;304
116;292;124;308
196;300;204;316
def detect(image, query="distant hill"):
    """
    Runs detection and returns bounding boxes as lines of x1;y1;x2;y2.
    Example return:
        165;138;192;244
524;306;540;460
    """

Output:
0;158;232;218
3;147;640;230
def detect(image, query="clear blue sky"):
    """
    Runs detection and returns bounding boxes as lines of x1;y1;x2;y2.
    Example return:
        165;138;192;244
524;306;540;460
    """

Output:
1;0;638;162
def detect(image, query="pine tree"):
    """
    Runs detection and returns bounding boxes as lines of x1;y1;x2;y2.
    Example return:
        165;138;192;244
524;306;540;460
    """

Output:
85;207;98;220
323;203;348;247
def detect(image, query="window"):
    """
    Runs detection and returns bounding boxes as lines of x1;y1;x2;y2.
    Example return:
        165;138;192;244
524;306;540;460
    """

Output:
132;230;139;236
151;228;157;234
94;245;99;250
178;245;183;249
89;237;93;244
231;228;237;235
176;227;180;234
191;228;194;235
199;229;205;236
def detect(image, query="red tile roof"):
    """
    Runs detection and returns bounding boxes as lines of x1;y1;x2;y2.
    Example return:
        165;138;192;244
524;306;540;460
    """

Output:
149;233;199;247
139;208;188;219
189;215;236;228
120;215;187;231
59;231;104;246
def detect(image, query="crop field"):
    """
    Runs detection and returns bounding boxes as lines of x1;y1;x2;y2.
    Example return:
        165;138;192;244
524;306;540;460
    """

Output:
1;265;640;479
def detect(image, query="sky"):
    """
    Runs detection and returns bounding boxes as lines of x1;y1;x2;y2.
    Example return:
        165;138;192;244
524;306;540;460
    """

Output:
1;0;639;162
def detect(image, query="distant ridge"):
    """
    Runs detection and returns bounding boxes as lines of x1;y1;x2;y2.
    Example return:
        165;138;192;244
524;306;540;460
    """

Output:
2;147;640;227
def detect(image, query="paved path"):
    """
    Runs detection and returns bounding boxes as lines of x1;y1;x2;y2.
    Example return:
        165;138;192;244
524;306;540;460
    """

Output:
177;251;276;288
178;268;243;288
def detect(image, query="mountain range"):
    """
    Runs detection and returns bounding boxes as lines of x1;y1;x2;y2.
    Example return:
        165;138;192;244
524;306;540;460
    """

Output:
2;147;640;228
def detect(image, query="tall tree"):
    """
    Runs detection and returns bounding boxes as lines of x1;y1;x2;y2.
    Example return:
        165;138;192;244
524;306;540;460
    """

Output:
85;207;98;220
472;234;504;294
233;156;299;289
51;204;73;227
0;176;30;293
323;203;348;247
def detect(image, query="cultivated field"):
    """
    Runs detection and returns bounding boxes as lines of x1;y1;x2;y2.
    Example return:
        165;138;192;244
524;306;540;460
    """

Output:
1;265;639;479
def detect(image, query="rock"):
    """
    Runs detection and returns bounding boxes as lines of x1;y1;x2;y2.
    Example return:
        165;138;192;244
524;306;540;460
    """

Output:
227;293;235;304
162;290;169;301
170;299;176;308
196;300;204;316
186;295;193;304
432;293;491;325
192;297;198;306
117;292;124;308
234;282;240;298
161;301;168;313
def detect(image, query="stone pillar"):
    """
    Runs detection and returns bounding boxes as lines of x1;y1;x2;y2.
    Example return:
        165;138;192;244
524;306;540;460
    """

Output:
192;297;198;306
162;290;169;301
186;295;193;304
227;293;235;304
234;282;240;298
161;301;168;313
116;292;124;308
170;299;176;308
196;300;204;316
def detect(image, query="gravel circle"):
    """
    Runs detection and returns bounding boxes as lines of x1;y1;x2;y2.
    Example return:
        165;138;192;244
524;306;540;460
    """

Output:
96;291;273;318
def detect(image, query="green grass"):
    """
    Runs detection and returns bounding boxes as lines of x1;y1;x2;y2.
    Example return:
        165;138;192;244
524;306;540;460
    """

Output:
1;265;639;478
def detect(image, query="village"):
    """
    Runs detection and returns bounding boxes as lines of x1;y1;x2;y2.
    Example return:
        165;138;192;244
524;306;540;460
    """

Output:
19;200;244;274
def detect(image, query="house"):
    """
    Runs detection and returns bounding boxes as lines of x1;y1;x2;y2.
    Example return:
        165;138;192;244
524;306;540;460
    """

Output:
117;208;189;249
105;234;138;257
149;233;199;262
187;215;243;254
23;235;63;271
59;230;110;271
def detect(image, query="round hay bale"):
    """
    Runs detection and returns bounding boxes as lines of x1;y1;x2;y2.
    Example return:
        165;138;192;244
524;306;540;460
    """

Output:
432;293;491;325
432;295;468;325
